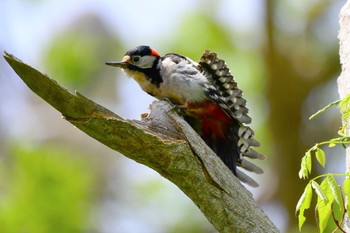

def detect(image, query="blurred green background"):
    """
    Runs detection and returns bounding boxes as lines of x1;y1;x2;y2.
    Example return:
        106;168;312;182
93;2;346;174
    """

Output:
0;0;344;232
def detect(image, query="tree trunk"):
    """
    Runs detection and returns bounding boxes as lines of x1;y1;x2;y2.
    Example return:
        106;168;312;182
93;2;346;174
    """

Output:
337;0;350;231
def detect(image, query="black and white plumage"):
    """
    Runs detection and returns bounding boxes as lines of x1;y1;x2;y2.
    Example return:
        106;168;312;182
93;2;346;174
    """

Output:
106;45;264;187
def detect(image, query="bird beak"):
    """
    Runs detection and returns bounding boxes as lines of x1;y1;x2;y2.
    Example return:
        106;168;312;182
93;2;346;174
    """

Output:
105;61;128;68
105;55;130;68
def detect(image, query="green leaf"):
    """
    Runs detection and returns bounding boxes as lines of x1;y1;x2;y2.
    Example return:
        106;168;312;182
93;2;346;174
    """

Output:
317;179;333;233
296;183;313;213
327;175;343;211
299;151;312;179
340;94;350;122
344;177;350;218
296;183;313;231
317;199;332;233
315;148;326;167
298;214;306;231
328;142;336;148
299;154;306;179
315;178;334;232
320;177;334;205
312;180;329;204
306;152;312;174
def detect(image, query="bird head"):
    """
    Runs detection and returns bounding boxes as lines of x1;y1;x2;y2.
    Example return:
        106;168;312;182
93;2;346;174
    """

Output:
106;45;160;71
106;45;163;96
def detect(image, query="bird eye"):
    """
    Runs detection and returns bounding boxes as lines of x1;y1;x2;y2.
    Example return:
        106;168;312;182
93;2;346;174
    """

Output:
131;56;141;63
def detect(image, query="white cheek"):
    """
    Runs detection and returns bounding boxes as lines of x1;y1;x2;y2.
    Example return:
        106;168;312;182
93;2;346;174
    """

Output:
138;56;156;69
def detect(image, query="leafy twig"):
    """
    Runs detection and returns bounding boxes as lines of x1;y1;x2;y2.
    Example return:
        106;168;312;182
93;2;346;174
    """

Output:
309;100;341;120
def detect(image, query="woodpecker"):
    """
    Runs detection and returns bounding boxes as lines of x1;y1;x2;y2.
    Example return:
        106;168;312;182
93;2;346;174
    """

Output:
106;45;264;187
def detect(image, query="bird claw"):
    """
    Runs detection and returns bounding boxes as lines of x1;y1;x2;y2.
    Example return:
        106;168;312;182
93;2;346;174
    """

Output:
159;98;186;115
172;105;187;115
160;97;174;105
168;104;186;115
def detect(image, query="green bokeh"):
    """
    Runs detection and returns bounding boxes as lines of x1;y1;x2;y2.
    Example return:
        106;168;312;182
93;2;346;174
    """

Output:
0;144;97;233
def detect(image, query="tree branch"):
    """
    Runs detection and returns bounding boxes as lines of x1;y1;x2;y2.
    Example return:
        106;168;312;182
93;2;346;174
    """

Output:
3;52;278;233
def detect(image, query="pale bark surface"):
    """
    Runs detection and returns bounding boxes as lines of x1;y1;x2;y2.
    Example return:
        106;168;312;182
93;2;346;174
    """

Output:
338;1;350;231
3;52;279;232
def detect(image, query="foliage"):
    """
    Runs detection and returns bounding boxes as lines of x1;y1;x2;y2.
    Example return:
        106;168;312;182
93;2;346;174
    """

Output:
43;15;121;90
0;144;97;233
296;96;350;232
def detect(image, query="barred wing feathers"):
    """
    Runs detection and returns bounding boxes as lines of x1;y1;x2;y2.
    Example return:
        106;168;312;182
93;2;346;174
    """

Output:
198;50;265;187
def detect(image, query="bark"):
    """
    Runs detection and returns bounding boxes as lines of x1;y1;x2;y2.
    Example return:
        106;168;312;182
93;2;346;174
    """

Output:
3;52;279;233
338;0;350;231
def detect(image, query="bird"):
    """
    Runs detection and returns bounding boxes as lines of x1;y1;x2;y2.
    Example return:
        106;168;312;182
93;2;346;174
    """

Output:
106;45;264;187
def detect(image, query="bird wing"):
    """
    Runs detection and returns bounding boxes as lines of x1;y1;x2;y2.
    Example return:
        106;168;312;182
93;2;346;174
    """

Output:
199;50;252;124
198;50;265;187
